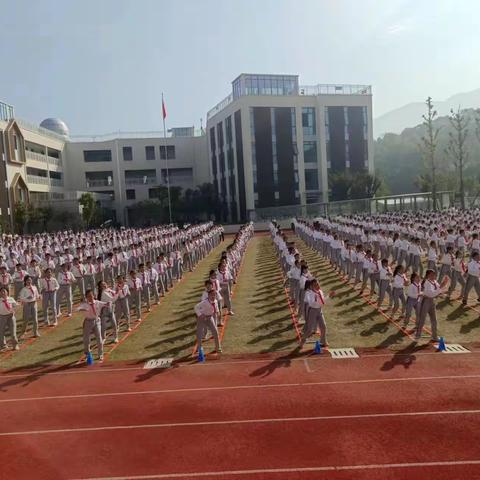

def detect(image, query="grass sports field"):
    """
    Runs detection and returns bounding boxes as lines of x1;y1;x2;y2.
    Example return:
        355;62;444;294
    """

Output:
2;230;480;369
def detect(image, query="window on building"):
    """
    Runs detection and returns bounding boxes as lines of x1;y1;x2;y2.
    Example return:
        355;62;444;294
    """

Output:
305;169;319;191
126;189;136;200
159;145;175;159
304;141;317;164
84;150;112;162
302;107;316;135
145;146;155;161
123;146;133;161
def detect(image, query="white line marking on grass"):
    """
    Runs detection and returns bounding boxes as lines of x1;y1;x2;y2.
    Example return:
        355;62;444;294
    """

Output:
69;460;480;479
3;408;480;437
3;374;480;403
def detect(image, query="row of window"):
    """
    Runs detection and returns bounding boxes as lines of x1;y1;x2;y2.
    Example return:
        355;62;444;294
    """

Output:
83;146;176;163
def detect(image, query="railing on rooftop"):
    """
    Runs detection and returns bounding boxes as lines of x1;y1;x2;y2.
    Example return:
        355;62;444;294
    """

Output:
0;101;14;121
71;129;205;143
16;118;68;141
299;84;371;96
206;84;372;119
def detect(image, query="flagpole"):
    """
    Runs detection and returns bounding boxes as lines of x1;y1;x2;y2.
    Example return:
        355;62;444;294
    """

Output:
162;93;173;224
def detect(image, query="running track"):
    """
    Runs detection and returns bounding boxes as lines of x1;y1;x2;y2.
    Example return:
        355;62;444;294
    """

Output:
2;349;480;479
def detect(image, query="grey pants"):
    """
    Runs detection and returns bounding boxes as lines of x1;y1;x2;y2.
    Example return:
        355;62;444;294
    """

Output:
57;285;73;315
392;287;406;313
463;274;480;303
378;279;392;307
196;315;220;351
129;290;142;319
42;291;57;325
141;285;151;309
449;271;466;296
427;260;437;273
361;269;370;291
302;307;326;344
100;306;118;341
149;281;160;303
82;317;103;357
416;297;438;340
14;281;23;300
410;255;423;276
0;313;18;348
438;264;452;283
220;284;232;311
21;302;39;336
115;297;131;329
73;278;85;299
404;297;420;323
84;274;96;294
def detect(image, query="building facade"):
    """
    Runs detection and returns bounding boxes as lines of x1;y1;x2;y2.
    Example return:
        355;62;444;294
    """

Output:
206;74;373;221
65;131;209;224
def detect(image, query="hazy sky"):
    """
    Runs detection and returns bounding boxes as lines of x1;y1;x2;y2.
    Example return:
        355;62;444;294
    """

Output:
1;0;479;135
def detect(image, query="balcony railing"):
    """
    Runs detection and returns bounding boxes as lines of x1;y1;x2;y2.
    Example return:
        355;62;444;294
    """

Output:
50;178;64;187
26;150;47;163
27;175;50;186
125;177;157;185
86;179;113;187
47;155;62;167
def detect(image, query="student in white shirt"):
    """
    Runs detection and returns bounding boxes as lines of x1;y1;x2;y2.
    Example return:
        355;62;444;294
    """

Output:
284;260;301;307
462;252;480;305
438;246;454;283
416;269;448;341
0;286;19;351
427;241;438;273
404;273;422;326
138;263;151;312
300;279;335;347
97;281;119;343
391;265;408;317
76;289;106;361
448;250;466;298
18;275;41;338
194;289;222;354
127;270;142;321
39;268;60;326
12;263;28;300
377;259;393;310
218;261;234;316
146;261;160;305
114;276;131;332
57;263;75;317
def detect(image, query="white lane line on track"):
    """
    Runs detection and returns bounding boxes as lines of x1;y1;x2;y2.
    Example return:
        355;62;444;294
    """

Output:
70;460;480;479
3;373;480;403
2;408;480;437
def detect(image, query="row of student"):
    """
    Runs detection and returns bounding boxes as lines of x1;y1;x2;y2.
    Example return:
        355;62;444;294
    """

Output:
295;218;480;304
0;225;223;354
0;222;223;276
194;223;254;356
271;223;335;348
295;221;454;342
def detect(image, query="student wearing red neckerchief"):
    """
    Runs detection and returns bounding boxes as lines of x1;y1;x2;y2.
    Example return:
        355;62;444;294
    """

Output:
0;286;19;351
56;263;75;317
448;250;467;298
462;251;480;305
194;289;222;354
39;268;60;327
18;275;40;338
76;289;106;362
300;279;335;348
12;263;28;300
114;276;131;332
404;273;422;327
415;269;448;342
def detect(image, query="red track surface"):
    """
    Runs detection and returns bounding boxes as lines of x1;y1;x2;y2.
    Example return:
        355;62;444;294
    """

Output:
2;351;480;479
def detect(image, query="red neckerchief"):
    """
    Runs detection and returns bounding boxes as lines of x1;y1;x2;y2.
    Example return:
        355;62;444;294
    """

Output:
313;288;325;305
209;300;217;314
3;299;11;310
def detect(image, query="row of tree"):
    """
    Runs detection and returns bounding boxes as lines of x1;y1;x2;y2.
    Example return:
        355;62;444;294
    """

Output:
376;101;480;209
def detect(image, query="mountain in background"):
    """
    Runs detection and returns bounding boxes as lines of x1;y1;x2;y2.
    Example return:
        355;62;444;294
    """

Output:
374;88;480;138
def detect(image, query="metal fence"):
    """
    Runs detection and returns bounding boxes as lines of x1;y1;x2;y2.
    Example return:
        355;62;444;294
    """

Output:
253;191;455;220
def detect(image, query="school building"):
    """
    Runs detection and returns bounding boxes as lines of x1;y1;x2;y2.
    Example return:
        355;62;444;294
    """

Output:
0;73;373;227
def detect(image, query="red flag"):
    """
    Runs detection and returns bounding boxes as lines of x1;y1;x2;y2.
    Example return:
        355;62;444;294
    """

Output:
162;97;167;120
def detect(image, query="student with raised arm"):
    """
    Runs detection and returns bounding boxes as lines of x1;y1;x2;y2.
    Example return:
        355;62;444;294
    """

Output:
0;286;19;351
462;251;480;305
404;272;422;327
448;250;466;299
97;280;119;344
415;269;449;342
391;265;408;318
194;288;222;354
18;275;41;338
300;278;335;348
76;289;106;362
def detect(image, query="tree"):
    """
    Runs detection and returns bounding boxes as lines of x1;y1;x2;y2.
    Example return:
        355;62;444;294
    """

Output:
418;97;441;210
13;202;29;234
79;192;96;227
329;171;353;201
445;107;470;209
